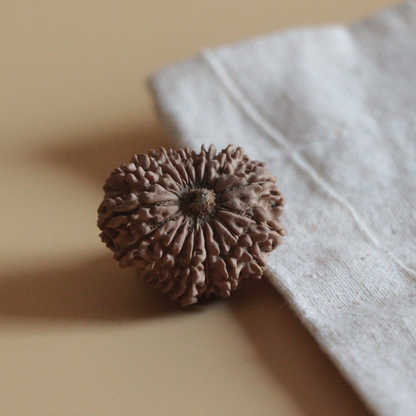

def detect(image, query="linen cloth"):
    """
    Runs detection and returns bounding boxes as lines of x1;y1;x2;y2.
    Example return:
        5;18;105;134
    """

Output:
149;2;416;415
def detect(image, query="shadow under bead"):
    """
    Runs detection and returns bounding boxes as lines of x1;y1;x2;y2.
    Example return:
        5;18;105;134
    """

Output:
97;144;286;306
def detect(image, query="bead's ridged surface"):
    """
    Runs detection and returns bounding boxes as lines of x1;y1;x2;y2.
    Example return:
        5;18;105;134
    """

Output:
98;145;285;306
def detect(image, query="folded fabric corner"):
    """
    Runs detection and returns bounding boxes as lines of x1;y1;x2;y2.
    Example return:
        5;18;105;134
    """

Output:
149;2;416;415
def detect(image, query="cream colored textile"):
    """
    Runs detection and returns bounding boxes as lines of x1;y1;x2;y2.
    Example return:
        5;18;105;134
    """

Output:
150;2;416;415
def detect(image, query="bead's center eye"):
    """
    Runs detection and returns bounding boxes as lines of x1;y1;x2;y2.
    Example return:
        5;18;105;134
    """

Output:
180;188;216;218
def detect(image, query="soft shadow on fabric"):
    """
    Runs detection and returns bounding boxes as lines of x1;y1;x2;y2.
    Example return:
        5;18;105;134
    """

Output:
228;278;374;416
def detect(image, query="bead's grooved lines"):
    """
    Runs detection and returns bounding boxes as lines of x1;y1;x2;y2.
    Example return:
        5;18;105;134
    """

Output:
98;144;286;305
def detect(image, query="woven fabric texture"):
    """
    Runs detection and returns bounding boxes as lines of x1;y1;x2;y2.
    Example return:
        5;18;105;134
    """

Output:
150;3;416;415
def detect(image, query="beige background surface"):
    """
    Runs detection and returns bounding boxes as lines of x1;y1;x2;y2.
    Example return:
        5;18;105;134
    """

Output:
0;1;400;415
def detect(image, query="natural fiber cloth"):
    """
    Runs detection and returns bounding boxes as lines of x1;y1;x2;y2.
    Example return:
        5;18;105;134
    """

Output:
149;2;416;415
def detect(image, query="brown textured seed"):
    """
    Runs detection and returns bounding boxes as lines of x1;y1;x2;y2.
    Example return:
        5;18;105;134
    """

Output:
97;144;286;306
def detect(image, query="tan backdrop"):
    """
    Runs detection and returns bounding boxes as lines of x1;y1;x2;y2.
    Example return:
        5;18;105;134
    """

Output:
0;1;399;415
